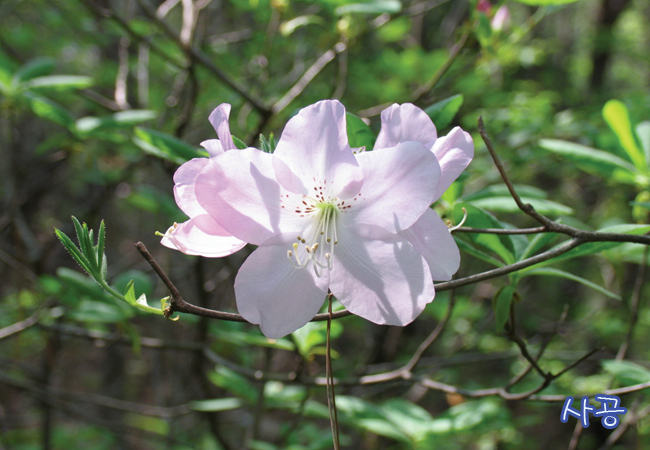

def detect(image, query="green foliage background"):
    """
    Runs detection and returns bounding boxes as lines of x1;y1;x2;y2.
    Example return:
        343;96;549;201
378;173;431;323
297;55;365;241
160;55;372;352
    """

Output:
1;0;650;449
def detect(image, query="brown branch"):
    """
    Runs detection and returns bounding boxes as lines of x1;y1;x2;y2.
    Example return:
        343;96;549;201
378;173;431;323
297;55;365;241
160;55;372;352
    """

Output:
456;226;548;235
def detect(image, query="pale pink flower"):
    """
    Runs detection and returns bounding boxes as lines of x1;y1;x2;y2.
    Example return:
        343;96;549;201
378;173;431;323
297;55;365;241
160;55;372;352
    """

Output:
161;104;246;257
491;5;510;32
375;103;474;281
195;100;448;338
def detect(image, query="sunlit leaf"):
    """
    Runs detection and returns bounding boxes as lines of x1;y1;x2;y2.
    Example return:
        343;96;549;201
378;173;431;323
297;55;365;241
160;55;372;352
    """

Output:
20;92;75;128
335;1;402;15
603;100;645;172
520;267;621;300
346;112;375;150
493;285;516;332
602;360;650;386
539;139;642;185
22;75;93;91
134;127;204;164
190;398;244;412
424;94;464;130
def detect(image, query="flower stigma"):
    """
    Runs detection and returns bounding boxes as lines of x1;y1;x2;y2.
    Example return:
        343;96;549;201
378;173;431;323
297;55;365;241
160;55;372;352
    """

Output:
287;201;340;277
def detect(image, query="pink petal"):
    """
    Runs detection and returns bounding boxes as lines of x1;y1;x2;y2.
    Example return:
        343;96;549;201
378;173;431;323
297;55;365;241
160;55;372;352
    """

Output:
173;158;210;217
329;224;435;326
431;127;474;201
200;139;225;157
195;148;306;245
349;142;441;234
209;103;236;151
273;100;363;199
234;234;330;338
160;215;246;257
374;103;437;150
400;209;460;281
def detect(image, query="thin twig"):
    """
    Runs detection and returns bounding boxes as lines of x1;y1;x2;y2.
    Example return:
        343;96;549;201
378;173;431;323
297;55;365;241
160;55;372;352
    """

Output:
325;295;341;450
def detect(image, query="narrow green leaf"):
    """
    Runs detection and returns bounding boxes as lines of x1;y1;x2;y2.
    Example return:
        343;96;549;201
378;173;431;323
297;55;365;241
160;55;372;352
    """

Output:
603;100;645;172
231;135;248;150
635;121;650;169
335;1;402;15
521;267;621;300
20;92;75;128
529;224;650;270
190;398;243;412
133;127;203;163
54;228;95;276
346;112;375;150
453;203;516;264
463;184;550;201
602;360;650;386
539;139;641;185
424;94;464;130
279;15;326;36
22;75;93;91
76;110;156;134
96;220;106;277
124;279;136;305
453;237;504;267
469;196;573;216
494;286;516;332
13;57;55;83
269;132;276;152
518;231;559;262
71;217;94;268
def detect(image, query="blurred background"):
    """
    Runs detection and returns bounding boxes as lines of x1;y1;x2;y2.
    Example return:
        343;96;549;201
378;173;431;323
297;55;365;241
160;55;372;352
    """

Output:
1;0;649;448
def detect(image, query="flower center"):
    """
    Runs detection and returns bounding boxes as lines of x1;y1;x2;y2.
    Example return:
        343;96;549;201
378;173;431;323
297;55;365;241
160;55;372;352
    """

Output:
287;201;339;277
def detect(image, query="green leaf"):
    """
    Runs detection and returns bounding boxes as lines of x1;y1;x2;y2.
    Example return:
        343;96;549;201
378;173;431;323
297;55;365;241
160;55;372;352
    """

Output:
71;217;95;270
22;75;93;91
346;112;375;150
71;299;132;323
602;360;650;386
520;267;621;300
208;367;257;403
463;184;550;201
635;121;650;168
54;228;95;276
424;94;464;130
518;230;559;262
292;320;343;358
57;267;111;301
76;110;156;135
13;57;55;84
20;92;75;128
529;224;650;269
212;328;295;351
468;196;573;216
231;135;248;150
603;100;645;172
335;1;402;15
453;237;505;267
453;203;516;265
0;50;16;90
280;15;326;36
380;398;434;440
539;139;642;185
493;286;516;332
133;127;204;164
334;396;410;442
96;220;106;278
190;398;243;412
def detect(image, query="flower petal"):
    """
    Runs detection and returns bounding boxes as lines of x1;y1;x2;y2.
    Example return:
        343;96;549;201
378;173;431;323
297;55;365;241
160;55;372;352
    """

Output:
329;224;435;326
349;142;441;233
374;103;437;150
200;139;225;157
209;104;236;151
160;215;246;257
235;234;330;338
273;100;362;199
196;148;306;245
431;127;474;201
173;158;210;217
400;209;460;281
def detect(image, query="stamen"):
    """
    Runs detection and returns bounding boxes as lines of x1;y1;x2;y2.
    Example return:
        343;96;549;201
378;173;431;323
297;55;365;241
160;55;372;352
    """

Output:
448;207;468;233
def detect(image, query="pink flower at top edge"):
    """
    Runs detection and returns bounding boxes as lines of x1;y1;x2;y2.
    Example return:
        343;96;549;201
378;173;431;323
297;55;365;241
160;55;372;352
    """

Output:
160;104;246;257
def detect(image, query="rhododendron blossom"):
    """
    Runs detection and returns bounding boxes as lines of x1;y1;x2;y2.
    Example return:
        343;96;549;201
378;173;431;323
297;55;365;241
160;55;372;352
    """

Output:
186;100;472;338
160;104;246;257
